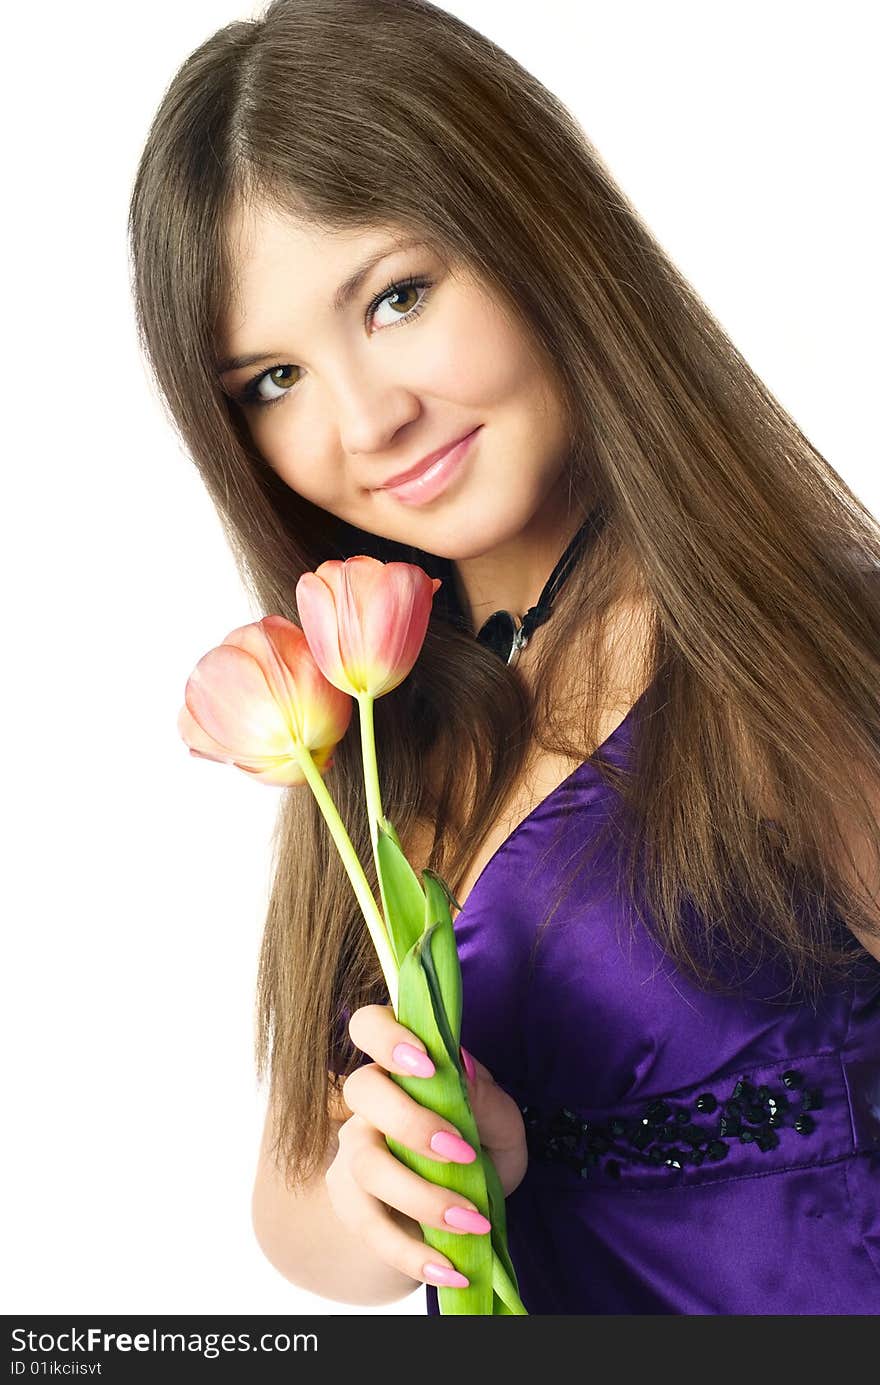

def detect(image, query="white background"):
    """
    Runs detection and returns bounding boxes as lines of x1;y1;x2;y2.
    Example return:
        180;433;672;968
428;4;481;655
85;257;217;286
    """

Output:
2;1;876;1316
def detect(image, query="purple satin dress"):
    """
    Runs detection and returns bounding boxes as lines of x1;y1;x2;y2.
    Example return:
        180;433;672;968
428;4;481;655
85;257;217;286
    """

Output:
419;689;880;1315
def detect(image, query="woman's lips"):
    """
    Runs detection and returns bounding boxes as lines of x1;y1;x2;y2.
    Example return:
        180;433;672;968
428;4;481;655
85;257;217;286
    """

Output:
378;427;481;506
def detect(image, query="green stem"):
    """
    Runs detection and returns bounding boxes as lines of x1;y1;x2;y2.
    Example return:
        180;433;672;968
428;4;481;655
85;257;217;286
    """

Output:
295;746;398;1013
357;693;383;853
357;694;399;982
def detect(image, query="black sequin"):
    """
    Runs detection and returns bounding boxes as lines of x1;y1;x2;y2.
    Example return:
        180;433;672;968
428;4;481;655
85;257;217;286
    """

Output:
519;1069;823;1179
646;1100;671;1122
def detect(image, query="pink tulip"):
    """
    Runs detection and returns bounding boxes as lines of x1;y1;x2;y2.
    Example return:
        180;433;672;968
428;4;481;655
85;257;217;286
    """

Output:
177;615;353;786
296;556;442;698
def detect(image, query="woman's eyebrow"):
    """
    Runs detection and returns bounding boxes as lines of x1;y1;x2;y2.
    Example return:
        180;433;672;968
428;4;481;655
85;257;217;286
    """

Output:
216;236;429;376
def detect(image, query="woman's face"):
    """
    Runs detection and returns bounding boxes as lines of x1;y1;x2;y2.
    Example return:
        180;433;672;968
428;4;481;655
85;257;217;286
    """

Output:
217;204;575;605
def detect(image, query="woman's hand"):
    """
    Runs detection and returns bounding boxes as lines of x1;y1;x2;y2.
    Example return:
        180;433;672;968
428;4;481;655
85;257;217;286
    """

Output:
324;1003;528;1292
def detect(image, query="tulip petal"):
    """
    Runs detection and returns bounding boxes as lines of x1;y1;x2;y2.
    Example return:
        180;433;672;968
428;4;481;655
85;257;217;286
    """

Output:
218;618;310;744
178;611;352;793
298;556;442;698
179;679;334;785
184;644;298;760
336;556;388;693
258;615;353;753
231;757;310;786
177;701;235;764
296;567;355;694
362;564;441;696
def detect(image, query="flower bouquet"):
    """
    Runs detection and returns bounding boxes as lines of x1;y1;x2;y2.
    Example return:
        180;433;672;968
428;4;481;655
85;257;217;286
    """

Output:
177;555;527;1314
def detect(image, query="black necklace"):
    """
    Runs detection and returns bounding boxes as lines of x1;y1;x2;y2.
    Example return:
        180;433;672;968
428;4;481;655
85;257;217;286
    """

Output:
475;501;608;666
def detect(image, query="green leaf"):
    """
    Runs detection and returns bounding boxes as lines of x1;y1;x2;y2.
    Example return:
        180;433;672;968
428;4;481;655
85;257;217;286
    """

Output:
389;944;492;1313
482;1141;521;1301
417;876;521;1299
491;1241;528;1314
386;916;527;1315
378;814;403;851
420;872;463;1059
417;922;461;1073
374;818;426;968
423;865;463;914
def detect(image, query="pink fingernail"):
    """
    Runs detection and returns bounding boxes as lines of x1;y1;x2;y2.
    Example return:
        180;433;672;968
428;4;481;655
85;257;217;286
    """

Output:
460;1046;477;1082
429;1130;477;1163
423;1262;470;1288
443;1205;492;1234
392;1043;435;1077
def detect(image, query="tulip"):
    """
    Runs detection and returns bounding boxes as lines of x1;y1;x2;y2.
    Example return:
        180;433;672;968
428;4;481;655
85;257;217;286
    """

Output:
178;560;527;1314
296;555;441;698
178;616;352;784
297;556;526;1315
177;613;399;1002
296;557;442;924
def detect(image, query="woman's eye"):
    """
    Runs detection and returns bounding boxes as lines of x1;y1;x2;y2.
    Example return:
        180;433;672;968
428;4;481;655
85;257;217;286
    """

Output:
239;364;299;407
238;274;433;409
370;278;426;328
250;364;300;405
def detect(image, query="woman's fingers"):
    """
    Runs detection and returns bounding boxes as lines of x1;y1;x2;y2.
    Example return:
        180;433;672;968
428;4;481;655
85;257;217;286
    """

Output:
345;1002;528;1196
325;1117;477;1289
348;1002;437;1078
327;1004;525;1288
341;1061;478;1166
347;1003;478;1163
344;1115;492;1237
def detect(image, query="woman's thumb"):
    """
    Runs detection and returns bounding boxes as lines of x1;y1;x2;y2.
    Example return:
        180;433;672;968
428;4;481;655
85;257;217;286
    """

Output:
459;1045;522;1152
460;1045;479;1084
459;1046;528;1197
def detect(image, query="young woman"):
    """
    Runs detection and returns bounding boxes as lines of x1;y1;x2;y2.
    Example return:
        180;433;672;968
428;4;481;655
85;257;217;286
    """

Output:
129;0;880;1313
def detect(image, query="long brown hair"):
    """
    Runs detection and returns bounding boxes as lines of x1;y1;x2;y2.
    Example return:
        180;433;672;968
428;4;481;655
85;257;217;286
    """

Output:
128;0;880;1189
